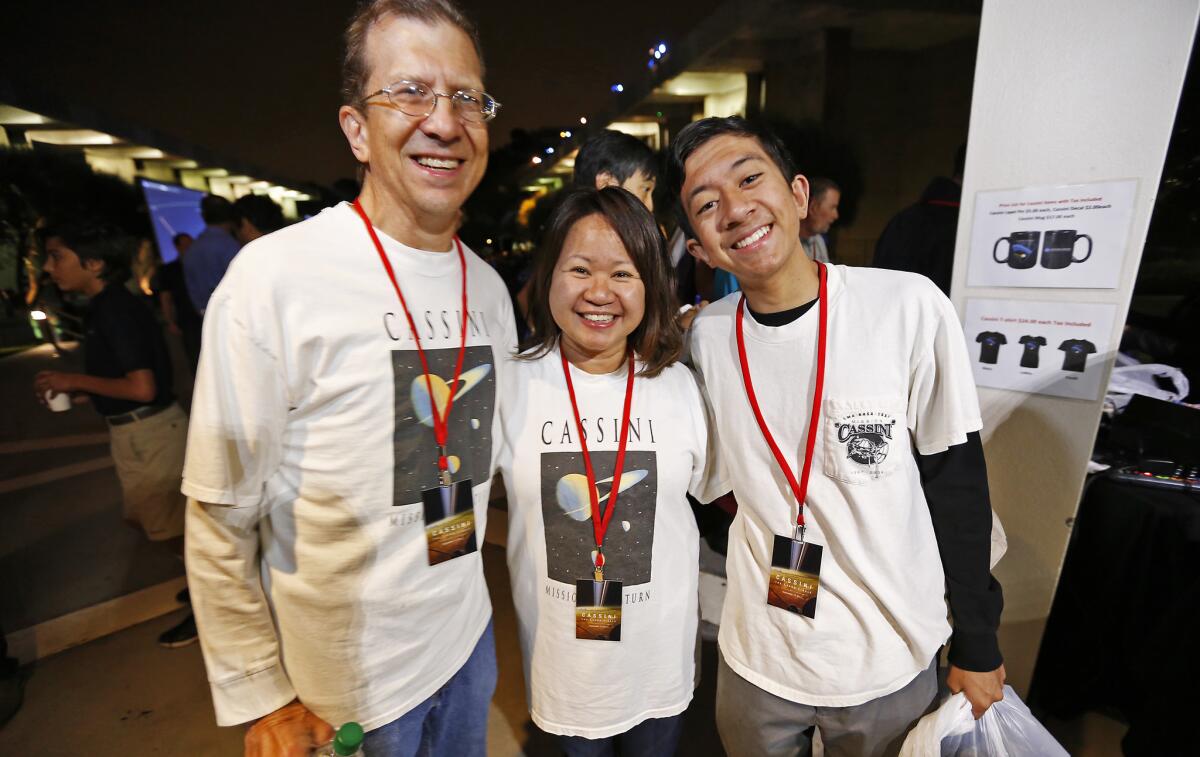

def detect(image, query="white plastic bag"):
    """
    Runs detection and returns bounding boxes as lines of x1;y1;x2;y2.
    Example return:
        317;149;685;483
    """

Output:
1106;362;1190;412
899;685;1068;757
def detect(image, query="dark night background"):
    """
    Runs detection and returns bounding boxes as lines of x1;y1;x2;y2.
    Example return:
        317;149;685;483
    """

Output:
1;0;726;187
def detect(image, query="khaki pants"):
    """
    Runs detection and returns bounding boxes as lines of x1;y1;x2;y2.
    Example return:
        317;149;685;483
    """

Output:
109;403;188;541
716;650;939;757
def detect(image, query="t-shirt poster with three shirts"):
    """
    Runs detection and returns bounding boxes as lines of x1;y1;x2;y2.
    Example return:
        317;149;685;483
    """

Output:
963;299;1116;401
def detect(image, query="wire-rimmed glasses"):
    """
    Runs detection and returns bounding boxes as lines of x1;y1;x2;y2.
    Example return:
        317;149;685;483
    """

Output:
363;80;501;123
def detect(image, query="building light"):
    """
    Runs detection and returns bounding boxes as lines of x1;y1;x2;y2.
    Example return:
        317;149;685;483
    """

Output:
31;310;47;321
532;156;543;165
659;43;667;54
545;147;555;154
580;117;588;125
611;83;624;93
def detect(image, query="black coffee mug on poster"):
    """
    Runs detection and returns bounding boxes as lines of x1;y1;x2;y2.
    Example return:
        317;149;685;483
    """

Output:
1041;229;1093;269
993;231;1040;269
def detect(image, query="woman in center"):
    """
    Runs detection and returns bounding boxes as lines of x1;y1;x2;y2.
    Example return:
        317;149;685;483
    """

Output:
497;187;725;755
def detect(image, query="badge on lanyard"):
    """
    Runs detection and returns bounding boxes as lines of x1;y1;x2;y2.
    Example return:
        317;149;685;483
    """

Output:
423;479;477;565
737;262;829;619
353;198;478;566
562;349;635;641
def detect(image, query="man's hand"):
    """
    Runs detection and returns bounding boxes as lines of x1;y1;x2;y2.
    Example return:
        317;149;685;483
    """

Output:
677;300;709;330
947;663;1005;719
244;700;334;757
33;371;77;405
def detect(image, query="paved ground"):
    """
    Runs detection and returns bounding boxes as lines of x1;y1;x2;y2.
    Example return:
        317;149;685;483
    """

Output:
1;344;185;632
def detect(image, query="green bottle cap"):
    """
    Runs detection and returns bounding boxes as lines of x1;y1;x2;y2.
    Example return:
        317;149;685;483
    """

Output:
333;721;364;756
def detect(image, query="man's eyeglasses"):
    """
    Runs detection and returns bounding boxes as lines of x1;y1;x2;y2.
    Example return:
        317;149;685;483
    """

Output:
363;80;501;124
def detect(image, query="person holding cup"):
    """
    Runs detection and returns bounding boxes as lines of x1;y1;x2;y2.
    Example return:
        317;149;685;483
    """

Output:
496;187;727;755
32;218;195;647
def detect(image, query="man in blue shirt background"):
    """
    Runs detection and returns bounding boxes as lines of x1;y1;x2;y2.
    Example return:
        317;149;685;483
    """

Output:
182;194;241;314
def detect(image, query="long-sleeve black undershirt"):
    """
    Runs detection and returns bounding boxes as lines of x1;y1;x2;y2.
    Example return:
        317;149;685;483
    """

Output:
749;300;1004;672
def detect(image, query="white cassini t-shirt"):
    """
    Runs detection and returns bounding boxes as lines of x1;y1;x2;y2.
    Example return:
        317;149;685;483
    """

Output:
182;203;517;729
496;347;727;738
690;264;982;707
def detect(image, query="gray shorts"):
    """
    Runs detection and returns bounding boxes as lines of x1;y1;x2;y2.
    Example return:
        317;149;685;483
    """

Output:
716;649;938;757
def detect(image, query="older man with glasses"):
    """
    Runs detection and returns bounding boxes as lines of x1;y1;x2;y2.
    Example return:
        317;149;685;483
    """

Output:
180;2;517;755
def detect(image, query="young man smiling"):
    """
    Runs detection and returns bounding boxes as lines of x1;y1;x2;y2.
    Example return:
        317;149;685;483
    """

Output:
181;2;516;754
669;117;1004;757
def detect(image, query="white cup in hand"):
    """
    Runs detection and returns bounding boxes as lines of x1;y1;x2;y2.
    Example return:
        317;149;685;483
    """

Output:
45;390;71;412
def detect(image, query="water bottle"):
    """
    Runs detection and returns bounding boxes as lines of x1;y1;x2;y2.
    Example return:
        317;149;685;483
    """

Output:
314;721;365;756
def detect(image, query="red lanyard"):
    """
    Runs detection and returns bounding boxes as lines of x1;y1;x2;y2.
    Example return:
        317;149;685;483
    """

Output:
561;348;636;575
735;262;827;540
352;198;468;482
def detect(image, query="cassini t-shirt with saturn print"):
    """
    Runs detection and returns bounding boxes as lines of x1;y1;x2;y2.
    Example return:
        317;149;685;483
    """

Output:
392;342;496;506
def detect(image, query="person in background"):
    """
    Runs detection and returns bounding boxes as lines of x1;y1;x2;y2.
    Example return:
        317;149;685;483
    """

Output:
182;1;517;754
498;187;726;756
181;194;240;315
573;130;658;211
232;194;286;245
130;238;160;298
669;117;1004;757
518;130;660;330
799;177;840;264
0;627;22;726
872;144;966;294
157;232;202;371
32;218;196;649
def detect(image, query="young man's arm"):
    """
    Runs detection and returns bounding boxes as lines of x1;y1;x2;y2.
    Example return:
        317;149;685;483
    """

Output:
917;433;1006;718
34;369;155;406
908;282;1005;719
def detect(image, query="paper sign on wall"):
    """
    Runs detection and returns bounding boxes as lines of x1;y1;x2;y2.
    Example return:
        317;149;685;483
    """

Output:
963;298;1118;401
966;179;1137;289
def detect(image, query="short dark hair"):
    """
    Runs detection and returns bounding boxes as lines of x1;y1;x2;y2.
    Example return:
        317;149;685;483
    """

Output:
574;131;658;189
39;218;133;284
234;195;286;235
342;0;484;106
522;187;682;378
171;232;193;247
809;177;840;202
200;194;235;225
665;116;796;239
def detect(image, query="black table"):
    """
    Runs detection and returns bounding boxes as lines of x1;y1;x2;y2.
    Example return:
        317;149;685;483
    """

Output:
1030;475;1200;755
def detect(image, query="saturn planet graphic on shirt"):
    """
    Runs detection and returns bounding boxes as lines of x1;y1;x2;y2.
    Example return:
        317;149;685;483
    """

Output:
408;363;493;475
556;470;650;521
411;364;493;427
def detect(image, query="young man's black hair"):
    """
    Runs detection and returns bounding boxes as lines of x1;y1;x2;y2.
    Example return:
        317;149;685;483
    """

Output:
573;130;658;189
664;116;796;239
39;218;133;284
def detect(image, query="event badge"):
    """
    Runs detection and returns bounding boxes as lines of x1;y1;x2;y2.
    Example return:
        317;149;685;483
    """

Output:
422;479;477;566
767;534;823;618
575;577;623;641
